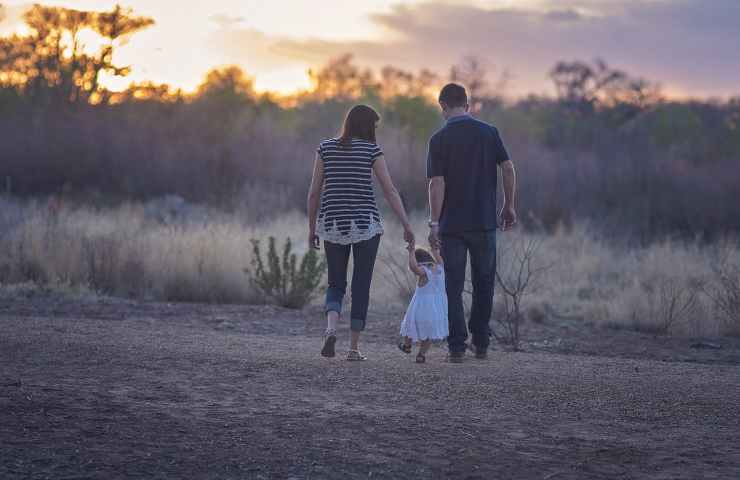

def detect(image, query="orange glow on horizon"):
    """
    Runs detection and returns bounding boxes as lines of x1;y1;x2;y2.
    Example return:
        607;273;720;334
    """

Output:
1;0;737;100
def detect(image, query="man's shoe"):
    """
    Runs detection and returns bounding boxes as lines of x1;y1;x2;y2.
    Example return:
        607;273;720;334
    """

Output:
468;341;489;359
446;351;465;363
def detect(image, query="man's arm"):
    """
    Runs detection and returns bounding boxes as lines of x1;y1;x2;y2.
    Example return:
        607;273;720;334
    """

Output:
426;133;445;248
428;176;445;248
429;176;445;223
499;159;517;230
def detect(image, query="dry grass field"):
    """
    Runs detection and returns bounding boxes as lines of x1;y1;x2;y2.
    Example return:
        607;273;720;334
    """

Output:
1;198;738;338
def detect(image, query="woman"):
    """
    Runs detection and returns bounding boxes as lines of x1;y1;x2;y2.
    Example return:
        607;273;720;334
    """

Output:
307;105;414;361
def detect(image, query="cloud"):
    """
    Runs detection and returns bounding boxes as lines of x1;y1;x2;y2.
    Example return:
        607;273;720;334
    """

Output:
544;9;583;22
210;0;740;97
209;13;246;29
208;27;302;71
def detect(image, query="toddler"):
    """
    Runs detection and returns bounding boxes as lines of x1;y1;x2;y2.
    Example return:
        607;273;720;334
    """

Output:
399;245;449;363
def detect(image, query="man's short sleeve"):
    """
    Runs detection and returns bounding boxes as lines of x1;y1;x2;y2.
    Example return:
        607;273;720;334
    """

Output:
427;134;445;178
492;128;510;165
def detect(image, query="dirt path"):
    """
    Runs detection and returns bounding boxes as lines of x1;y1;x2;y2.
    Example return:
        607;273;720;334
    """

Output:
1;300;739;479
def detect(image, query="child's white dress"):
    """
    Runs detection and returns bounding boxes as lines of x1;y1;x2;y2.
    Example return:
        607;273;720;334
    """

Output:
400;265;449;342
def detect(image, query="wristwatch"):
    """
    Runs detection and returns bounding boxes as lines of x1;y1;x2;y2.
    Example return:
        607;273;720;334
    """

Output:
428;220;439;228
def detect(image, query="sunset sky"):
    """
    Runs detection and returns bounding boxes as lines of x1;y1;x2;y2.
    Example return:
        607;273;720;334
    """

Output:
1;0;738;98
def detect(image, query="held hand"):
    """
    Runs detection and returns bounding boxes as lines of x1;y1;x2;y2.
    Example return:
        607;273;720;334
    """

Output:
428;225;442;250
403;226;415;249
308;231;320;250
499;205;517;231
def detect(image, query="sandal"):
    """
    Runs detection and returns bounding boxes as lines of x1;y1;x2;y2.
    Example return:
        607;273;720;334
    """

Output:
398;341;412;354
415;353;426;364
346;350;367;361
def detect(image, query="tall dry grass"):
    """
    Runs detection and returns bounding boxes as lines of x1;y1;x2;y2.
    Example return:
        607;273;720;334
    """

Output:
1;197;738;337
0;198;285;303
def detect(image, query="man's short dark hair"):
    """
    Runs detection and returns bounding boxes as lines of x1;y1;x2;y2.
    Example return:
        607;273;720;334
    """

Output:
439;83;467;108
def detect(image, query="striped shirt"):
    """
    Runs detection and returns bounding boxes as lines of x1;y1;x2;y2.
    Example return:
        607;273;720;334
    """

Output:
316;138;384;244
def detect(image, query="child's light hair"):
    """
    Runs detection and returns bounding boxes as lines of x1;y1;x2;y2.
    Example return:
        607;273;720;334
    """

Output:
414;247;435;265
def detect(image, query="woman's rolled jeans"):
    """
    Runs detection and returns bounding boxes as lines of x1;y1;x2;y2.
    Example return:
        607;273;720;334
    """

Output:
323;234;381;332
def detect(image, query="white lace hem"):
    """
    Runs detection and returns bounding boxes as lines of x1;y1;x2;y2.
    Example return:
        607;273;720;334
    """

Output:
317;217;384;245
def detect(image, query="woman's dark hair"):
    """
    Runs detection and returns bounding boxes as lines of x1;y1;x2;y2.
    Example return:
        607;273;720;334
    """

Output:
438;83;468;108
338;104;380;146
415;247;435;265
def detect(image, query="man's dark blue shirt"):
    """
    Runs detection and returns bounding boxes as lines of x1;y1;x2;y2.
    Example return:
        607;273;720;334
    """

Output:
427;114;510;234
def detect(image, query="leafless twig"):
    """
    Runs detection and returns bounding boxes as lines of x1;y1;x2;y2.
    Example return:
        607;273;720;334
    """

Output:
493;237;549;350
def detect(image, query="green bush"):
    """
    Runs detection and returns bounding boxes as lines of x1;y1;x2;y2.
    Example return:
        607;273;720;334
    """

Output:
246;236;326;309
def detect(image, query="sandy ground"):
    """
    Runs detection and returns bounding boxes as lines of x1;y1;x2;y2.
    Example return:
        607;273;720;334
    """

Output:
1;295;739;479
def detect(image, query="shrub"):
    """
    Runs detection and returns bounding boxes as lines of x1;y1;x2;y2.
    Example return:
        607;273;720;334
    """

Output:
705;250;740;336
631;276;699;335
494;236;550;350
246;236;325;309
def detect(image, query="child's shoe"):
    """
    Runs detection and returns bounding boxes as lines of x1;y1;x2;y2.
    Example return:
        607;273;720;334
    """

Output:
398;339;412;354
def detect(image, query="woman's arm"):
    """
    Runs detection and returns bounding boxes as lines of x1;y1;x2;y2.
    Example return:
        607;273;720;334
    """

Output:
372;155;414;246
307;152;324;249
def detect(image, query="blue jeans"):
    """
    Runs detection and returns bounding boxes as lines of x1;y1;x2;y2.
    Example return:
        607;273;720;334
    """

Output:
323;234;381;332
441;230;497;353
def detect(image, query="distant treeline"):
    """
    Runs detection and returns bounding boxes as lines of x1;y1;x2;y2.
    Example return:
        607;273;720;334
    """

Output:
1;4;739;242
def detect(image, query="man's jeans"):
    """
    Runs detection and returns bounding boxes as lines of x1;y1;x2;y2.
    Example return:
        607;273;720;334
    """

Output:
441;230;497;353
323;234;381;332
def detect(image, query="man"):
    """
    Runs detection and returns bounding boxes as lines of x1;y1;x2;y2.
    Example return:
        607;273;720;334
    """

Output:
427;83;517;363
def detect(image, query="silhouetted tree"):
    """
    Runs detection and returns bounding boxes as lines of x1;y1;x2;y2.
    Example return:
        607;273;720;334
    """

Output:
450;56;490;111
550;59;616;112
380;66;439;100
307;54;377;100
0;37;737;240
380;66;414;98
195;66;255;101
549;58;660;116
111;81;183;103
88;5;155;103
0;4;153;105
